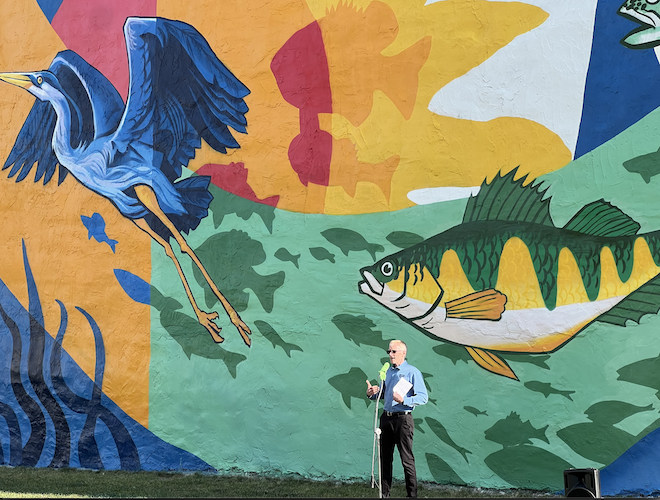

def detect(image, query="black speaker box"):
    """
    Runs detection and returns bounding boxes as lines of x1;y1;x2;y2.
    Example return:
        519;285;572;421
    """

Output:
564;468;600;498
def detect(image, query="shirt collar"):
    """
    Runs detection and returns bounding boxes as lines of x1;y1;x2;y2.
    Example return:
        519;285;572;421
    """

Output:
391;360;408;371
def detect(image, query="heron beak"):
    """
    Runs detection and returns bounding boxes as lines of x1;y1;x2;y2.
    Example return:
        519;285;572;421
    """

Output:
0;73;33;89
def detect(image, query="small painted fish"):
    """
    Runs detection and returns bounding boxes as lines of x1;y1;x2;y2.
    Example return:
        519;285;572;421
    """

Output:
359;168;660;380
81;213;118;252
426;417;472;462
485;412;549;448
623;147;660;183
331;313;391;349
254;320;303;357
524;381;575;401
309;246;336;263
464;406;488;417
274;247;301;268
328;367;371;409
619;0;660;48
322;228;384;261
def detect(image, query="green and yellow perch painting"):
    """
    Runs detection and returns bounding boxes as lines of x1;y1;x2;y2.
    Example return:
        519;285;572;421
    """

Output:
359;169;660;380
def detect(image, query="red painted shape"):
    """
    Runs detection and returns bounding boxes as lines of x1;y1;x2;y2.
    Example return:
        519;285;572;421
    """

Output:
288;110;332;186
271;21;332;186
197;163;280;207
51;0;157;100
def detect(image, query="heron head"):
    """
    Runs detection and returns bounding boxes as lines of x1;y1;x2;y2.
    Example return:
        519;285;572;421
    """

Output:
0;71;61;102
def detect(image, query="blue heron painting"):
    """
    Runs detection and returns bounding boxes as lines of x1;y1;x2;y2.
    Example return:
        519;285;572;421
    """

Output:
0;17;252;346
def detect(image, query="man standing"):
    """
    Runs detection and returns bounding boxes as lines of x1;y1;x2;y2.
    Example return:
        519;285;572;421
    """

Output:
367;340;428;498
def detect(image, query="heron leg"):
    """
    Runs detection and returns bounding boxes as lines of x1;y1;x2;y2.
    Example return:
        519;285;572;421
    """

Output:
134;184;252;347
133;218;225;344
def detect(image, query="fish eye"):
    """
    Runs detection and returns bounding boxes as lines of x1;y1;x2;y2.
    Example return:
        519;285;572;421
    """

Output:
37;76;43;85
381;261;394;277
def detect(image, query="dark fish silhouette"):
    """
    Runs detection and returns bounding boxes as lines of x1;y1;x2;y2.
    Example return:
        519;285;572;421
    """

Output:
328;367;371;409
485;412;549;449
557;400;656;464
584;400;655;425
208;184;277;233
309;247;335;263
150;286;247;377
386;231;424;249
81;213;118;252
464;406;488;417
194;230;285;313
432;344;472;365
426;453;466;485
617;353;660;394
331;314;392;349
501;353;550;370
426;417;471;462
274;248;300;268
623;147;660;184
254;320;302;357
524;381;575;401
321;228;384;261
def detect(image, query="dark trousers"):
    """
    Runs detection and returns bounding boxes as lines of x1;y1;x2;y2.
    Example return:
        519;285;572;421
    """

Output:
379;412;417;497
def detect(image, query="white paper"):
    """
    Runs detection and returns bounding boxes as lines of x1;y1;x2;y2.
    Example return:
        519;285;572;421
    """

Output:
393;378;413;400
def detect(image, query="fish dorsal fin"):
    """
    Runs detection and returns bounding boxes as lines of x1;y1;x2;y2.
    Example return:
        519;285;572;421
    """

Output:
463;168;553;226
563;200;640;237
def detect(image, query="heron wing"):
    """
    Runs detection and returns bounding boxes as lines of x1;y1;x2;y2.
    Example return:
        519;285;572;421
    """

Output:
113;17;250;182
49;51;125;141
3;51;125;186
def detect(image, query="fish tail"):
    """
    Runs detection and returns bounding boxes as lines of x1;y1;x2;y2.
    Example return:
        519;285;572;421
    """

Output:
378;36;431;120
108;239;118;253
367;243;385;261
253;271;286;313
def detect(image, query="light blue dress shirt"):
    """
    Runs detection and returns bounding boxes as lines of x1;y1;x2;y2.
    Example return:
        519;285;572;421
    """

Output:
372;361;428;412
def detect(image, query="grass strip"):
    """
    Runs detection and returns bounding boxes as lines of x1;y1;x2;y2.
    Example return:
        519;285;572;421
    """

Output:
0;467;559;498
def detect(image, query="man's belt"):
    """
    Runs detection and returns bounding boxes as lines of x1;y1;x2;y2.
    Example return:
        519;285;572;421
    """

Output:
383;410;411;417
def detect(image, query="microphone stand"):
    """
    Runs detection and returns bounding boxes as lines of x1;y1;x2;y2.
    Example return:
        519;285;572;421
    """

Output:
370;378;385;498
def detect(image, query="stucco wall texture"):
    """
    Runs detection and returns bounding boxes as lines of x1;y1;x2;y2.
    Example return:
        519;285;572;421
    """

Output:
0;0;659;495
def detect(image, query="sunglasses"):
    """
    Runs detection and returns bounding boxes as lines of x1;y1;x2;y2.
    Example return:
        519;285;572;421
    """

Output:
386;350;398;354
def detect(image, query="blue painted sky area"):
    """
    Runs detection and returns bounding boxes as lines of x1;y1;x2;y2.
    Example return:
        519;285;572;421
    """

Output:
575;0;660;159
36;0;64;22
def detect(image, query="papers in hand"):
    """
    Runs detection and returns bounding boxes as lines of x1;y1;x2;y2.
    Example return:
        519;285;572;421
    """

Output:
393;377;412;401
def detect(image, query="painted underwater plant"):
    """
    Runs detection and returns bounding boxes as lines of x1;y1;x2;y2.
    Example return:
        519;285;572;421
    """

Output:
0;241;213;470
359;168;660;380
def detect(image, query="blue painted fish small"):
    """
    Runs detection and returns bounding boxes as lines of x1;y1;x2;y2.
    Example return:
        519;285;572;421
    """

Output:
81;213;118;252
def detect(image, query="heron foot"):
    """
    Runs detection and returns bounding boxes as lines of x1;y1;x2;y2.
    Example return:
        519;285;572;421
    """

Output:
198;311;224;343
230;313;252;347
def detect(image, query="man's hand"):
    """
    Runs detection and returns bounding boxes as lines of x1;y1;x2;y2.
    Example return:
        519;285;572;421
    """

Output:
366;379;380;397
393;391;404;404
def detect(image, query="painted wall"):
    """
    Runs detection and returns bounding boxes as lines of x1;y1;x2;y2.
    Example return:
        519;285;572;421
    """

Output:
1;0;660;495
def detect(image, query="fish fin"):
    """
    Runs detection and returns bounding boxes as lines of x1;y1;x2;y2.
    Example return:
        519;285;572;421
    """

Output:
446;289;507;320
465;347;518;381
462;167;554;226
597;273;660;326
563;199;640;237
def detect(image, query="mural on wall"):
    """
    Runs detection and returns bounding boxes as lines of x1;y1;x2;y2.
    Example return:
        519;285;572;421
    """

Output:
5;0;660;496
0;16;252;347
359;168;660;380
